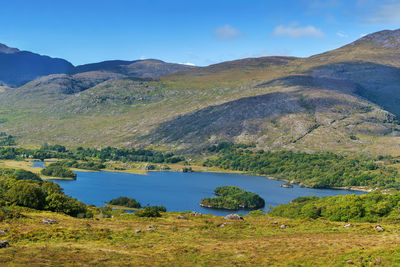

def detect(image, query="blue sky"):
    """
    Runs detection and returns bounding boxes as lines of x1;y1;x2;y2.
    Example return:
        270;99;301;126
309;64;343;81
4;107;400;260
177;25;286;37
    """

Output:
0;0;399;66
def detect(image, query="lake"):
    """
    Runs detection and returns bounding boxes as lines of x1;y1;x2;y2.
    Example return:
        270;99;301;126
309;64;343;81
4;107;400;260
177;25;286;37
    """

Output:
32;161;364;216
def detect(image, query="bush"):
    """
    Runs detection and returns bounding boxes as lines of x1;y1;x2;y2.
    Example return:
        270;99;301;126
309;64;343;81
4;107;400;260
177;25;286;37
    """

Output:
135;206;167;217
108;196;141;208
46;193;90;217
5;181;46;209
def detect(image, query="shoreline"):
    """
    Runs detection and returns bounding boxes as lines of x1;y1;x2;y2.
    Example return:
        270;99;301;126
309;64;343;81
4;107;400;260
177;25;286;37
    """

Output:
2;159;373;192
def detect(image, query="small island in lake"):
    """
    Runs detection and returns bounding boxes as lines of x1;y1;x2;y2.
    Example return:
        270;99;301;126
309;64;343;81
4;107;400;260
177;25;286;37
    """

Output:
200;186;265;210
41;164;77;180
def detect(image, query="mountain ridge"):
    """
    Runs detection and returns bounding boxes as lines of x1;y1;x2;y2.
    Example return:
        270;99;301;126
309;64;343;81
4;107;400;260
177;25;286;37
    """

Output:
1;29;400;156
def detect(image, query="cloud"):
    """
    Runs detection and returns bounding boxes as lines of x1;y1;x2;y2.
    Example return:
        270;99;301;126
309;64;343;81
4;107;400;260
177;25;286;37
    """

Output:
178;62;196;66
336;31;348;38
273;25;324;38
362;1;400;24
213;25;243;41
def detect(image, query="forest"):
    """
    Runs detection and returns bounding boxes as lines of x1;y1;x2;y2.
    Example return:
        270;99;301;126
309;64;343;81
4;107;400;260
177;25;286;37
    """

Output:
0;143;184;164
204;143;400;189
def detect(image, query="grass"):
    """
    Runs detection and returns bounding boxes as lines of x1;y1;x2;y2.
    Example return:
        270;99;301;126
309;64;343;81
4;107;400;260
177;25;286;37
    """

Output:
1;208;400;266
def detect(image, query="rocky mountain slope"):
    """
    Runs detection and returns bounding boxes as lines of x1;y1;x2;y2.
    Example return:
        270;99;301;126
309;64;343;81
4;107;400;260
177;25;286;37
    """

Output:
1;29;400;155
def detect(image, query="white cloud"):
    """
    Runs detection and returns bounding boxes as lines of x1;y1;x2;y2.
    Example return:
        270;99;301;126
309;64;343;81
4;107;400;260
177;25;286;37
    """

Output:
336;31;348;38
213;25;243;41
273;25;324;38
178;62;196;66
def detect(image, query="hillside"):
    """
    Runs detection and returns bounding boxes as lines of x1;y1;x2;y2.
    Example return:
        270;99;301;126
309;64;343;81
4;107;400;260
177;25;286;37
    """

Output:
1;208;400;266
1;29;400;155
0;44;74;87
73;59;196;77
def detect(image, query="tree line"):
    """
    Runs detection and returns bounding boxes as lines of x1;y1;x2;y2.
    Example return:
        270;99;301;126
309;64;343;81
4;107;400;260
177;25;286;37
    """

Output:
203;142;400;189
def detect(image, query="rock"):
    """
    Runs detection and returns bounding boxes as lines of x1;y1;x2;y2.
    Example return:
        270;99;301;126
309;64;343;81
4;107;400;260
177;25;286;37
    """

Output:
190;211;202;216
218;223;227;228
280;224;289;229
177;215;188;220
134;229;141;234
374;225;385;231
346;259;353;264
42;219;58;224
146;225;157;231
0;240;9;248
272;221;278;225
343;223;352;228
224;214;243;220
280;182;293;188
0;230;6;235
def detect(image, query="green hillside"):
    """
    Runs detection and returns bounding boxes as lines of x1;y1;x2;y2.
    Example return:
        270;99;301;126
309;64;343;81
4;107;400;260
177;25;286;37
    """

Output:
1;29;400;156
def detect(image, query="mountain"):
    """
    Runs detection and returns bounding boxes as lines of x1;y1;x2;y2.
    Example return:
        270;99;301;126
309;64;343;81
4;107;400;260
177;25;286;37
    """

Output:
0;43;196;87
73;59;196;77
1;29;400;155
0;43;74;87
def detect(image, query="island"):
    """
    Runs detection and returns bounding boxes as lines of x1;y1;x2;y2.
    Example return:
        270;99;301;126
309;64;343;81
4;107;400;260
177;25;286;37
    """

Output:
40;164;77;180
200;186;265;210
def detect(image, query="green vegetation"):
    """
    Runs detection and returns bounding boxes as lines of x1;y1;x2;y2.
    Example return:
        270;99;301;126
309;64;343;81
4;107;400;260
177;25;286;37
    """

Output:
204;142;400;189
2;205;400;265
200;186;265;210
0;168;41;181
51;159;105;171
0;144;184;164
135;205;167;217
270;191;400;223
0;132;16;146
41;164;77;179
108;197;141;209
0;169;90;217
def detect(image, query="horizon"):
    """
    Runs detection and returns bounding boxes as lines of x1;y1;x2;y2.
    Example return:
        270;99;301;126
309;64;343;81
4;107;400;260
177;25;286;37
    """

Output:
1;0;400;66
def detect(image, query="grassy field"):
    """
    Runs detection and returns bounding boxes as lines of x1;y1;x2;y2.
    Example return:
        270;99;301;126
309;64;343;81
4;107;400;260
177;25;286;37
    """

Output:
0;208;400;266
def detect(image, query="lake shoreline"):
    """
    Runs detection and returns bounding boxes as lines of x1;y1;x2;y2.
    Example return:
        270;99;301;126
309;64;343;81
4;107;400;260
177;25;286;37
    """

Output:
23;159;376;192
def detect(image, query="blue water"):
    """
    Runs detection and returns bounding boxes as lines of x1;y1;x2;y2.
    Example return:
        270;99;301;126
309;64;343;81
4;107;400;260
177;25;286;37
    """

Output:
31;161;364;216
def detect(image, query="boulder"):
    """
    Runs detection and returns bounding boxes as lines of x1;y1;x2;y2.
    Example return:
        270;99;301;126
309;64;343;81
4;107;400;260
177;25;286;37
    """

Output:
134;229;141;234
42;219;58;224
280;224;289;229
146;225;157;231
0;230;6;235
177;215;188;220
374;225;385;231
224;214;243;220
344;224;352;228
190;211;202;216
218;223;227;228
0;240;9;248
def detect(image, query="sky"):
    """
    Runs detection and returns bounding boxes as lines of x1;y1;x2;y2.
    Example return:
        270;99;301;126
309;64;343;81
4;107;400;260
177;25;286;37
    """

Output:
0;0;399;66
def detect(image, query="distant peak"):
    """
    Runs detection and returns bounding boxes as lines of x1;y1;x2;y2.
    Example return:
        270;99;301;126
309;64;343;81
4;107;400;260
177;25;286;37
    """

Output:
351;29;400;49
0;43;19;54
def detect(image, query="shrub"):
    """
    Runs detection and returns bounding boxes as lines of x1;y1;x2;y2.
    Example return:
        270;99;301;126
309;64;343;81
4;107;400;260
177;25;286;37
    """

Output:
108;196;141;208
5;181;46;209
136;206;167;217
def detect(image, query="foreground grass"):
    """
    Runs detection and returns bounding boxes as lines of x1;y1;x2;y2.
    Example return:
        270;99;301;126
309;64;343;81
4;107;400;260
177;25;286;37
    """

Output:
1;209;400;266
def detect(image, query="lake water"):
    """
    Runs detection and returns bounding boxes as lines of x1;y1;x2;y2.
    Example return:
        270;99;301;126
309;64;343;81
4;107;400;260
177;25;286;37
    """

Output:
32;161;364;216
